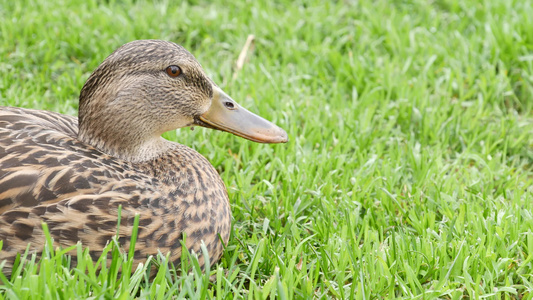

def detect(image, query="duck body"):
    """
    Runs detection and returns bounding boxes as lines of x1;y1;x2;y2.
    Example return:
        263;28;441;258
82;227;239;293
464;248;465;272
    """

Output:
0;40;287;275
0;106;230;272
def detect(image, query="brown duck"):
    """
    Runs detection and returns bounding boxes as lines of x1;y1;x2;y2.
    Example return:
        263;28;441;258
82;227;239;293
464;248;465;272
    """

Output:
0;40;287;274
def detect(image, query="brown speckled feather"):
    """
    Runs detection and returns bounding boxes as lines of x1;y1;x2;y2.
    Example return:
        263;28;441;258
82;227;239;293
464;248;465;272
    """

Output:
0;40;286;277
0;106;230;273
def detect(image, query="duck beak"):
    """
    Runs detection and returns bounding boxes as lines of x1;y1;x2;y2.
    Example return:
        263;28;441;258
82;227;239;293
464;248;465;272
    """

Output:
195;86;288;143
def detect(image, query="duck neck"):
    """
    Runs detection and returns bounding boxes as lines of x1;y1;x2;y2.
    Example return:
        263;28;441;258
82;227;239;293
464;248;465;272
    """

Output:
78;128;172;163
77;99;173;163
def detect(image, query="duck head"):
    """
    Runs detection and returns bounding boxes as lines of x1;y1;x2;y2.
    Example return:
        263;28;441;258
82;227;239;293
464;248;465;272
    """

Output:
78;40;287;162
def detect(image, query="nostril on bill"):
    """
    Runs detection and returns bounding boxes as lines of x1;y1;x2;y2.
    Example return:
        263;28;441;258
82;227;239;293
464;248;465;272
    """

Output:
224;101;235;109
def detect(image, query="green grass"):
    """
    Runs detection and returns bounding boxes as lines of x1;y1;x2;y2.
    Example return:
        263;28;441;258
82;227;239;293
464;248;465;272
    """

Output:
1;0;532;298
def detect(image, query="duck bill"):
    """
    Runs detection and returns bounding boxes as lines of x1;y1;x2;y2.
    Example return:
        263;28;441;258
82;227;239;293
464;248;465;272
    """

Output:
195;86;288;143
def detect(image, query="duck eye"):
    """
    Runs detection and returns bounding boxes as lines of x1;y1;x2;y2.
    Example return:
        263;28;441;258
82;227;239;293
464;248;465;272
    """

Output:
165;65;182;77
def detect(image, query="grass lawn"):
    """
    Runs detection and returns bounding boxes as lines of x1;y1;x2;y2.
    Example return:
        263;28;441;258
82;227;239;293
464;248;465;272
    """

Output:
1;0;533;298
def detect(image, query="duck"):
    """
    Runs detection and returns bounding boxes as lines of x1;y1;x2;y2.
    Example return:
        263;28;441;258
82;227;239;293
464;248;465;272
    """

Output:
0;40;287;275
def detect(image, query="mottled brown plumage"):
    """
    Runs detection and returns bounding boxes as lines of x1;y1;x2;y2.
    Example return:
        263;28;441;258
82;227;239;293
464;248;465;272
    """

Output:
0;40;287;275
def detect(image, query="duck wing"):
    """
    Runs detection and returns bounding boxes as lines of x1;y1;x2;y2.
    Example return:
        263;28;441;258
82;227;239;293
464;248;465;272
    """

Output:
0;107;163;269
0;107;149;212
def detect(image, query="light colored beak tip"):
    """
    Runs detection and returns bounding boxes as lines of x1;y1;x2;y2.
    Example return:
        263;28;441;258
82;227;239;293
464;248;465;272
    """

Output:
265;126;288;144
279;130;289;143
